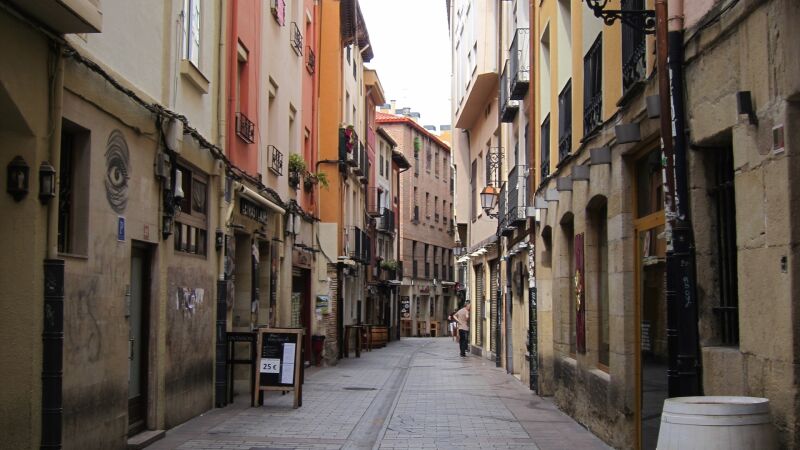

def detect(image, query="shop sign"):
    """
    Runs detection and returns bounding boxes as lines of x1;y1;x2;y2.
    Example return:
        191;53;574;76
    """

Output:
240;197;268;224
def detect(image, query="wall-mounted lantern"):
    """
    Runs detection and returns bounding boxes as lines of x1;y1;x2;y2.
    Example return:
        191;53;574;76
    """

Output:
39;161;56;205
7;156;29;202
480;185;500;218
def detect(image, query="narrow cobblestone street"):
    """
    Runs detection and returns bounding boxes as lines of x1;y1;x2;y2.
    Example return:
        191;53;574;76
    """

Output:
147;338;609;450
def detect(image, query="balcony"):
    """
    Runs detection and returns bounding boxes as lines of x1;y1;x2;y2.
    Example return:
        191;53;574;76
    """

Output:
558;82;572;163
509;28;530;100
507;165;529;226
498;183;514;237
6;0;102;33
583;36;603;136
235;112;255;144
622;0;647;93
268;145;283;176
378;208;395;233
346;226;370;263
366;187;381;216
500;60;519;123
353;142;364;176
290;22;303;55
306;46;315;74
338;127;358;166
541;116;551;180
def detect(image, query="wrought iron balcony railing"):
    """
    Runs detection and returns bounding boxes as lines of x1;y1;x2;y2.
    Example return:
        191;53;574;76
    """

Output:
507;165;529;226
541;115;551;180
235;112;255;144
378;208;395;232
269;145;283;175
353;142;364;176
500;60;519;123
306;46;315;74
290;22;303;55
509;28;530;100
622;0;647;92
338;127;358;166
558;82;572;162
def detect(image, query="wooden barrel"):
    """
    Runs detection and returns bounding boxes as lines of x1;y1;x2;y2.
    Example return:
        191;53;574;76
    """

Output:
657;396;776;450
370;326;388;348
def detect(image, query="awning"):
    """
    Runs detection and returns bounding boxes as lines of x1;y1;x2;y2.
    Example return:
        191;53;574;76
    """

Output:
237;184;285;215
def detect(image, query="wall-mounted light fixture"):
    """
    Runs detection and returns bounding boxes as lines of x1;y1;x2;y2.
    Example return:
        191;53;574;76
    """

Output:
39;161;56;205
480;185;500;218
7;156;29;202
584;0;656;34
215;229;224;250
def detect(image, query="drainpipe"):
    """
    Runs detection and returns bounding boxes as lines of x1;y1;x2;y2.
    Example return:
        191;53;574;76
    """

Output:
527;0;539;394
495;0;504;370
665;0;701;397
214;0;229;409
505;255;513;374
42;42;65;450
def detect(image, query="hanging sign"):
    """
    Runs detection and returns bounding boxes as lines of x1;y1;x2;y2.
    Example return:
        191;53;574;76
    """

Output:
240;197;268;223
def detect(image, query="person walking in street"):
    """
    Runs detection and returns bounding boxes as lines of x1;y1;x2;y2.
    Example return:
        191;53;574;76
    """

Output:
448;311;458;341
453;303;470;357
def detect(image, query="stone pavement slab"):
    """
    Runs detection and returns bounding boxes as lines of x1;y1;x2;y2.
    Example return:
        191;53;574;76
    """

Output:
146;338;610;450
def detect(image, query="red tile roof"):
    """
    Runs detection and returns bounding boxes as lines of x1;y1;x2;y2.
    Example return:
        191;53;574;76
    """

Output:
375;112;451;152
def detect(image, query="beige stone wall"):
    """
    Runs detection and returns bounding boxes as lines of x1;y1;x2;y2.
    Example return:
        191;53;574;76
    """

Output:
0;10;53;449
684;1;800;446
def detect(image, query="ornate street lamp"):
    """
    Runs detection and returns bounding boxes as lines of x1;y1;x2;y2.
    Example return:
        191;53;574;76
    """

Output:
584;0;656;34
480;185;500;218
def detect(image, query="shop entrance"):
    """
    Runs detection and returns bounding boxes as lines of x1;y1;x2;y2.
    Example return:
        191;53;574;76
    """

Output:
633;148;667;450
128;243;152;435
292;267;311;365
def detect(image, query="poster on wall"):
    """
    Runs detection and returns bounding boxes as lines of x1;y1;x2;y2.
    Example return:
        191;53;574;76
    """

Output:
575;233;586;354
400;296;410;319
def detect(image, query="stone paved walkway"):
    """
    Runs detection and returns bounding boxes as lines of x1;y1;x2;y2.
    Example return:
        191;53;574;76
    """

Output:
147;338;610;450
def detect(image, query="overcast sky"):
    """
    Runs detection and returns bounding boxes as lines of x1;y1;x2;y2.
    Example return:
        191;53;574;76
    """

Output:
360;0;452;129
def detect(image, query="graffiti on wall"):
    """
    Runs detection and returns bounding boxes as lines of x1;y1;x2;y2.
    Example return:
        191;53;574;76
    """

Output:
104;130;130;214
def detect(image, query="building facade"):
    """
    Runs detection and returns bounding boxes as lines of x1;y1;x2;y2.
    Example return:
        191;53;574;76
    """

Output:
378;112;456;339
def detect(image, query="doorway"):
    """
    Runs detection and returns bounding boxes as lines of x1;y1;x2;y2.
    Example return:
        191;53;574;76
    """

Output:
632;148;668;450
128;244;151;435
292;267;312;365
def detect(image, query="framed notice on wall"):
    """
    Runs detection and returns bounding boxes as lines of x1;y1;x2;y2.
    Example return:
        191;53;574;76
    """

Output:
253;327;304;408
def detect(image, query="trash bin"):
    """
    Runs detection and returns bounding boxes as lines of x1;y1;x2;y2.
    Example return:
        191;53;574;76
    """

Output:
311;335;326;366
657;396;777;449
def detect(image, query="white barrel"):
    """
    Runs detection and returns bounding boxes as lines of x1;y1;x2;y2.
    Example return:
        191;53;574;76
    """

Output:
657;396;777;450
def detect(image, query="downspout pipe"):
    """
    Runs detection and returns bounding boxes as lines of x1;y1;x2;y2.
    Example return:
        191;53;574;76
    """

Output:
495;0;504;370
666;0;701;398
527;0;538;394
42;42;65;450
505;256;513;374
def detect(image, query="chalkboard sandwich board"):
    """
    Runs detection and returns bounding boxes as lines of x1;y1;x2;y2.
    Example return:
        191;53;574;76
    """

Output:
253;327;304;408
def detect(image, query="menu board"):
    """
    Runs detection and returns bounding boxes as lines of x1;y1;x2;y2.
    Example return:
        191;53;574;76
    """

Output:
254;328;304;408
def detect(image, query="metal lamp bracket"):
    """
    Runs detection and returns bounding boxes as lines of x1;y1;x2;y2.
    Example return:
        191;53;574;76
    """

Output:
585;0;656;35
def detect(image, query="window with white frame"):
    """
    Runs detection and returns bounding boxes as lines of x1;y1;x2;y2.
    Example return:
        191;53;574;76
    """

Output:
183;0;201;67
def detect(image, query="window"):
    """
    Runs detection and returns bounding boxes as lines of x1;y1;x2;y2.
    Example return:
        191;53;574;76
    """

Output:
434;195;439;221
426;141;432;172
589;198;609;368
435;148;440;177
174;164;208;256
558;81;572;162
710;148;739;346
541;115;551;180
379;153;384;177
471;159;477;220
182;0;201;67
622;0;647;92
425;192;430;217
583;35;603;136
58;119;90;255
561;214;576;356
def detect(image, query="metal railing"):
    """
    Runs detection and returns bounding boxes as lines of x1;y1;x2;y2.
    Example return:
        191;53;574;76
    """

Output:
622;0;647;92
509;28;530;100
378;208;395;232
290;22;303;55
541;115;551;180
500;60;519;123
235;112;255;144
558;82;572;162
339;127;358;166
268;145;283;175
583;37;603;135
507;165;528;226
306;45;315;74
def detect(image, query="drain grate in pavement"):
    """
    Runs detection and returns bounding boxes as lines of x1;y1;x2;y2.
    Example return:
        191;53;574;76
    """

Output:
343;386;377;391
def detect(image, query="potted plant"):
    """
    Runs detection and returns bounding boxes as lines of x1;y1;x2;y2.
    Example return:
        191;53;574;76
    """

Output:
380;259;398;279
288;153;306;189
303;171;329;192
